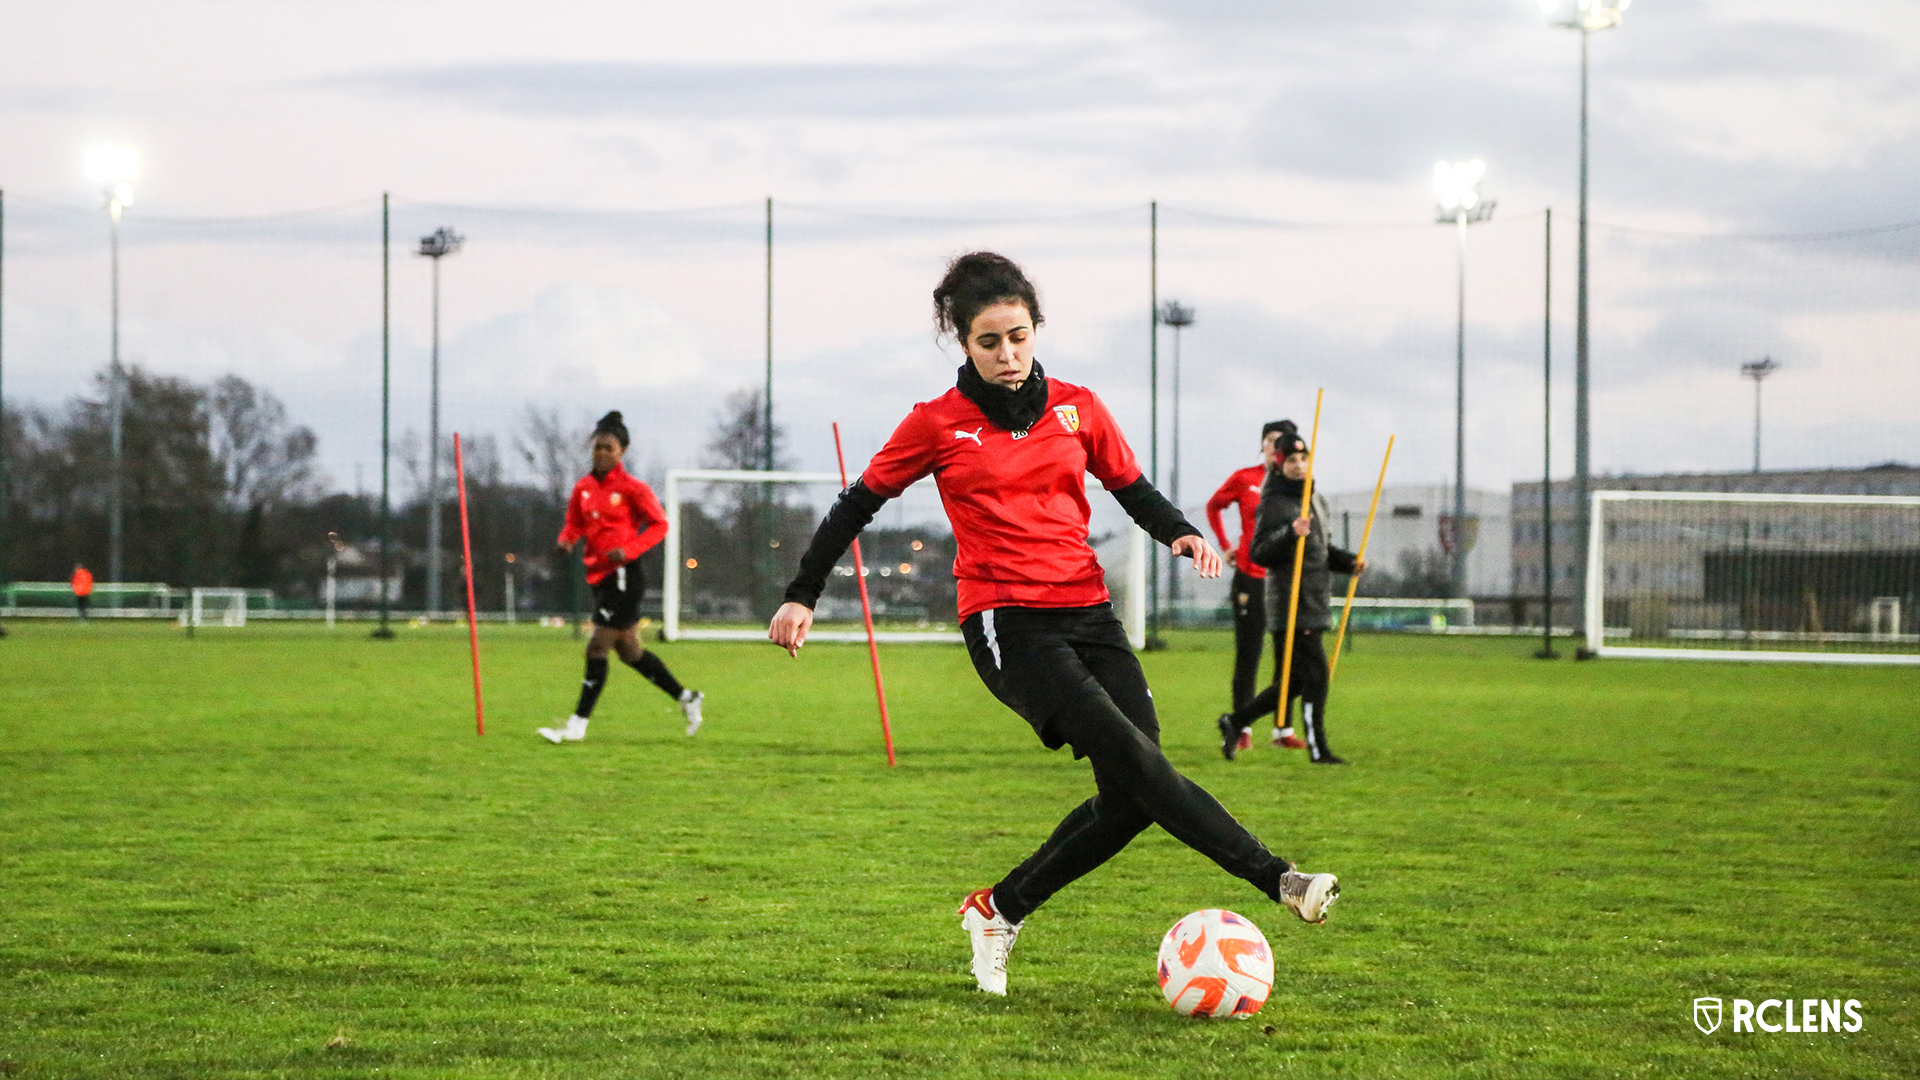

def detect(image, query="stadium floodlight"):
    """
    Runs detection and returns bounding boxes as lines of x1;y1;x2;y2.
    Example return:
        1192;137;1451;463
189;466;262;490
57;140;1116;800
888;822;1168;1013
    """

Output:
1539;0;1630;32
1544;0;1633;653
88;144;139;586
1434;160;1495;599
416;226;464;616
1158;300;1194;621
1740;356;1780;473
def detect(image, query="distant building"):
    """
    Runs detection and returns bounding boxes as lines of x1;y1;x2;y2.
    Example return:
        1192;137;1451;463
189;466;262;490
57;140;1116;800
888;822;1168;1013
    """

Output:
1321;484;1510;598
1510;463;1920;603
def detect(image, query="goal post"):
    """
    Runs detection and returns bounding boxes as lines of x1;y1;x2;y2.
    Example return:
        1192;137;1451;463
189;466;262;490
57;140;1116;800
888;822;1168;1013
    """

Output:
184;587;250;628
662;468;1147;647
1584;490;1920;664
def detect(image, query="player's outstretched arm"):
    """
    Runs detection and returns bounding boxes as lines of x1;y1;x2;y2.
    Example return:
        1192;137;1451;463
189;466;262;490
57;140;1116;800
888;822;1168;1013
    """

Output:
1171;534;1223;579
769;602;814;657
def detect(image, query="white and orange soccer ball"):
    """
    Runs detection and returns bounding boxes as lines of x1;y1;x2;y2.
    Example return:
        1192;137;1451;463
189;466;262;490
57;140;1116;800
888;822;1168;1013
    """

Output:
1156;908;1274;1019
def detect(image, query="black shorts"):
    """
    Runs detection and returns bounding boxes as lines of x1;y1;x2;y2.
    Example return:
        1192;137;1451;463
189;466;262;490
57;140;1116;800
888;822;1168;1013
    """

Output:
589;564;646;630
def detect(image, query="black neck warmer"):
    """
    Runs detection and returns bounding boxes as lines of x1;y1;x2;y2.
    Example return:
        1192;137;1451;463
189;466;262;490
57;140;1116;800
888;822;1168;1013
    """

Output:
1270;472;1306;499
956;360;1050;433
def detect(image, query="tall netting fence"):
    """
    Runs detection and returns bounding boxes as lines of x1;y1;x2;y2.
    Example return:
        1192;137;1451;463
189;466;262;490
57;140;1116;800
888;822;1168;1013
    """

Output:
1588;492;1920;662
2;194;1915;633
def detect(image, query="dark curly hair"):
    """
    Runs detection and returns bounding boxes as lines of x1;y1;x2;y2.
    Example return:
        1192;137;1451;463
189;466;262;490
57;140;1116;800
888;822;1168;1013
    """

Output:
591;410;630;449
933;251;1043;342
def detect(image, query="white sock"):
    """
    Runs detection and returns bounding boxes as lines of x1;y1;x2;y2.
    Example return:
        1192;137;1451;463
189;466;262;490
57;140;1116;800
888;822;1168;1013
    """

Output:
1277;726;1295;738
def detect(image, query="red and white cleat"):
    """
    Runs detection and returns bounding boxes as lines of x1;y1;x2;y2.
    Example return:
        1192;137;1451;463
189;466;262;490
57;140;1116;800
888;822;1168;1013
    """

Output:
958;887;1022;995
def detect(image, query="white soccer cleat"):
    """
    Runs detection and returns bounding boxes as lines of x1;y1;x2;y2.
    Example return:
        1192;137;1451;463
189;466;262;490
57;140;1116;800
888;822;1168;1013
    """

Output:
563;716;588;742
680;690;704;736
537;725;565;744
959;887;1022;995
1278;868;1340;924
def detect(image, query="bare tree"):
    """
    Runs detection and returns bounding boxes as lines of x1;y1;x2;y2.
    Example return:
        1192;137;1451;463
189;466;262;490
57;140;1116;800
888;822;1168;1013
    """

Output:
209;375;322;510
703;387;789;472
516;405;586;507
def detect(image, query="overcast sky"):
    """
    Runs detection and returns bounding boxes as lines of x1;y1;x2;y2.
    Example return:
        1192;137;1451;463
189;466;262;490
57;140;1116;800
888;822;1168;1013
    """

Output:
3;0;1916;505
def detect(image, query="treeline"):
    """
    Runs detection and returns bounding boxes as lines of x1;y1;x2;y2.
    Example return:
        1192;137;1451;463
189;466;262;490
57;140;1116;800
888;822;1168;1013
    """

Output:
0;372;859;620
0;365;587;613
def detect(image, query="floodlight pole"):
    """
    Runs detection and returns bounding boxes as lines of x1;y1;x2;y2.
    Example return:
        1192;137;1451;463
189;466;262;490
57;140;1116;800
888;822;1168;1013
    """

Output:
1741;356;1779;473
1537;207;1558;660
1434;166;1493;603
418;225;464;618
765;197;774;472
1549;0;1625;656
107;191;126;585
1146;201;1162;648
0;187;7;639
1159;300;1194;622
374;193;394;639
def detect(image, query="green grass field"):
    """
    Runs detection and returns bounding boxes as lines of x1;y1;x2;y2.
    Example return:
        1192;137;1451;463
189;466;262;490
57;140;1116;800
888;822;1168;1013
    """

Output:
2;621;1916;1078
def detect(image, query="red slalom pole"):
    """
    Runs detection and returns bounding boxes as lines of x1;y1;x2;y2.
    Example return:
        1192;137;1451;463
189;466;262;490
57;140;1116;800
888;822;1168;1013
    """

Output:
453;434;485;736
834;422;896;767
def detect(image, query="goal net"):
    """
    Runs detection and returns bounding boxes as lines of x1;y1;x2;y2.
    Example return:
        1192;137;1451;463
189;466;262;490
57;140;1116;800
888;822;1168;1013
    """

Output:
1585;491;1920;664
661;469;1148;647
185;588;250;628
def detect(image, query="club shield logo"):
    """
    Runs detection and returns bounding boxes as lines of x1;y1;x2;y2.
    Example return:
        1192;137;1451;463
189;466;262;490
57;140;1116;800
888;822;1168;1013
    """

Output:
1694;997;1724;1035
1052;405;1079;433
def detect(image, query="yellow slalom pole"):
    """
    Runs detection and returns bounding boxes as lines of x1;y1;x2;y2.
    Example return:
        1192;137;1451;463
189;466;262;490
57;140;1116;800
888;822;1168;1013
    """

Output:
1328;435;1394;684
1275;389;1323;732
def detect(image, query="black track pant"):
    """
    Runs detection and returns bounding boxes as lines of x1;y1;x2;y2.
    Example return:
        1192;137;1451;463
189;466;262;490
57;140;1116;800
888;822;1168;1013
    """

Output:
1226;629;1336;761
1229;569;1267;709
962;604;1288;925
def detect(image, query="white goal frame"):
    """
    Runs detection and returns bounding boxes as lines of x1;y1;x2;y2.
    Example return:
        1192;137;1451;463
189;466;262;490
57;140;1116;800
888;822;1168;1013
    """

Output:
185;587;250;628
1584;490;1920;665
662;469;1148;647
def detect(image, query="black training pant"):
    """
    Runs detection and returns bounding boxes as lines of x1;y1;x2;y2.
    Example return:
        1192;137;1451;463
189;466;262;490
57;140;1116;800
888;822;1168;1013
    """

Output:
1227;629;1336;761
1229;569;1267;709
961;604;1288;924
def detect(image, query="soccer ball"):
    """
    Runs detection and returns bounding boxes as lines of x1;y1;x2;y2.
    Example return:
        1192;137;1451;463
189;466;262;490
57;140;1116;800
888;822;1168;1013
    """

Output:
1156;908;1274;1019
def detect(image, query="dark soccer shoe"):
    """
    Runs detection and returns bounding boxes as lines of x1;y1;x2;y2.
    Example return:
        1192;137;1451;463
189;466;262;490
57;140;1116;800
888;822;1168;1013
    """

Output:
1217;713;1243;761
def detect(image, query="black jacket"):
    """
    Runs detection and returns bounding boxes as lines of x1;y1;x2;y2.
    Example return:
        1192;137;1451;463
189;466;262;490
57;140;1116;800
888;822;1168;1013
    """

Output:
1247;476;1358;632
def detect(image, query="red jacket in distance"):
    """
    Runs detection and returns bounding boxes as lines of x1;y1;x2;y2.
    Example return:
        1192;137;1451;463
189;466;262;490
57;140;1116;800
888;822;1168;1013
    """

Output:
71;567;95;597
557;462;668;586
1206;464;1270;579
860;378;1143;621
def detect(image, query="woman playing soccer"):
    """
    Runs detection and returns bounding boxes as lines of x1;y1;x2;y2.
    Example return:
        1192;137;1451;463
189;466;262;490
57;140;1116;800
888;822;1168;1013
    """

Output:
1214;428;1365;764
767;252;1339;997
539;411;704;744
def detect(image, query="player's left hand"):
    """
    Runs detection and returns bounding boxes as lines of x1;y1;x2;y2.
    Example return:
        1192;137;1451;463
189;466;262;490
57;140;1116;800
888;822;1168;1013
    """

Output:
1171;535;1223;579
1353;557;1368;574
604;547;628;567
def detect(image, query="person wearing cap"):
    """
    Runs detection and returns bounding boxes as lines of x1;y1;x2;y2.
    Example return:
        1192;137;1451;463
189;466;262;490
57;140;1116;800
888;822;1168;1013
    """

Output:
1206;421;1294;748
540;410;704;744
1214;426;1364;764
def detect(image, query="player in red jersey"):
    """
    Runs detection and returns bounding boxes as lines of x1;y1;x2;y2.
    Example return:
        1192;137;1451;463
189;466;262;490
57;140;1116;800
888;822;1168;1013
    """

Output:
768;252;1339;997
1206;421;1300;749
539;411;703;744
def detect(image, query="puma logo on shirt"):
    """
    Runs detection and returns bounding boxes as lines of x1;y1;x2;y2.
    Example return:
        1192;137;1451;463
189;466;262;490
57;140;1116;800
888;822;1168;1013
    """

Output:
954;427;984;446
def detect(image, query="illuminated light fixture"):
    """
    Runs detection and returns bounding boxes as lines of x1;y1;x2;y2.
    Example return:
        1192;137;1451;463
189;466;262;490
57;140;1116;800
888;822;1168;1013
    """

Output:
685;558;699;569
1433;159;1493;221
1539;0;1630;32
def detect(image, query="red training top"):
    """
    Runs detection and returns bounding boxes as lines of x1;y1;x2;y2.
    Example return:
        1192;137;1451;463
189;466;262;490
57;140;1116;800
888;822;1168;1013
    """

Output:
860;377;1143;621
556;462;668;586
71;567;95;597
1206;464;1270;579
